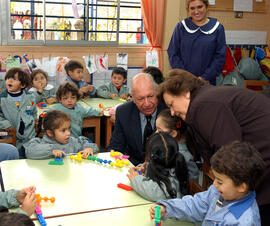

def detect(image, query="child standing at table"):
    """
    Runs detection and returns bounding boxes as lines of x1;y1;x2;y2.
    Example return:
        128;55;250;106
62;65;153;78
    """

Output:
29;69;56;104
65;60;96;97
150;141;266;225
24;110;98;159
0;68;37;150
0;186;36;216
97;67;129;99
127;132;189;202
155;109;199;181
49;82;100;138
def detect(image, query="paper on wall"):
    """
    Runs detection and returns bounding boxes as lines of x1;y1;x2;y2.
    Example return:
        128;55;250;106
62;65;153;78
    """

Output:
26;59;42;73
116;53;128;70
234;0;252;12
83;55;97;74
146;50;159;68
209;0;215;5
42;57;59;87
96;55;108;72
6;57;20;70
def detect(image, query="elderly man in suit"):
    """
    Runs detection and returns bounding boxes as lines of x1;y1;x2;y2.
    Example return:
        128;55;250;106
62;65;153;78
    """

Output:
108;73;166;165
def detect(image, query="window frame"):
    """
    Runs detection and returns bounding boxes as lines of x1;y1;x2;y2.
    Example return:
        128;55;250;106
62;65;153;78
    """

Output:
4;0;146;46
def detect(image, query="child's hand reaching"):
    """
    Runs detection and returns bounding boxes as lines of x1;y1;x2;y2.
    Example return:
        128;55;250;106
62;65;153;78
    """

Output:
135;161;147;173
127;167;139;180
110;93;118;98
80;86;91;94
16;186;36;204
21;192;37;216
79;148;94;158
46;97;56;104
120;94;127;99
149;204;166;220
52;150;66;158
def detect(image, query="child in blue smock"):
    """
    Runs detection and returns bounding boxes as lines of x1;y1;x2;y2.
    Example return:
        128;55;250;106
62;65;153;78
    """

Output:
49;82;100;138
29;69;56;104
150;141;266;225
0;68;36;150
127;132;189;202
24;110;98;159
97;67;129;99
65;60;96;97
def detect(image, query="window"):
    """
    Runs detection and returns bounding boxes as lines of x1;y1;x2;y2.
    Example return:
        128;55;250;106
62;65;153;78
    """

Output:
7;0;148;45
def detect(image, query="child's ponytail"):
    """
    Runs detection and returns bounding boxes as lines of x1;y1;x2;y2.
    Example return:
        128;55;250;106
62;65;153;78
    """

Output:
175;153;189;195
36;113;45;137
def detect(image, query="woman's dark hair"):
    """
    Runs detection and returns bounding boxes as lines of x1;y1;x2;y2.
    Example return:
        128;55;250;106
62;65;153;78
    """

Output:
112;67;127;79
145;132;189;198
30;69;48;84
56;81;81;101
211;141;266;191
5;67;30;88
143;66;164;84
36;110;70;137
0;212;34;226
186;0;209;9
157;69;207;102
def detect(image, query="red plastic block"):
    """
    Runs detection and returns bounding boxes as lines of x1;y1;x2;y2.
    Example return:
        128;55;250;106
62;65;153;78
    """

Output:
117;183;133;191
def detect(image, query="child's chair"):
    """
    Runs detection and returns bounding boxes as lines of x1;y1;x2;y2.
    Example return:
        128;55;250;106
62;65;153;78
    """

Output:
0;127;16;147
244;80;270;92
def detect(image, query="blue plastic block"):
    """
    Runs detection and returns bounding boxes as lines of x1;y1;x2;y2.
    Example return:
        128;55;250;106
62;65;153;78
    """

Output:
37;214;47;226
99;159;103;163
54;158;63;162
108;160;112;164
103;160;108;164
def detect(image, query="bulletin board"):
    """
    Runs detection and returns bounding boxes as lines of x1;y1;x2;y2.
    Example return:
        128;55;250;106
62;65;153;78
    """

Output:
208;0;268;13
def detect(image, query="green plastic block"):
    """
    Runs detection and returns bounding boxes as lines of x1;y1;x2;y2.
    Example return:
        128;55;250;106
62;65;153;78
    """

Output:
154;206;161;223
48;161;64;165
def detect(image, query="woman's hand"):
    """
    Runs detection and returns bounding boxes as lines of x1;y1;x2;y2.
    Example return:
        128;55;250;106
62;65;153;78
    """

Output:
127;167;139;180
149;204;166;220
52;150;66;158
21;192;37;216
79;148;93;158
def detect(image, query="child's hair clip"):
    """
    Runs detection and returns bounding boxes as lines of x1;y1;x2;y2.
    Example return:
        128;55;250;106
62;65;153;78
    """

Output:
176;120;181;128
40;112;46;118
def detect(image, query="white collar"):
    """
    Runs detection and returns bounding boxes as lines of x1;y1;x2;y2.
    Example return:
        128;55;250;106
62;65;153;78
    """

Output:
181;19;220;35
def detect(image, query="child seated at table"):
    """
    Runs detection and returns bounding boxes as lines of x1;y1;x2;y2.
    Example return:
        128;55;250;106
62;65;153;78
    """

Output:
49;82;100;138
0;213;34;226
24;110;98;159
0;186;36;217
97;67;129;99
150;141;266;225
0;68;36;151
29;69;56;104
127;132;189;202
65;60;96;98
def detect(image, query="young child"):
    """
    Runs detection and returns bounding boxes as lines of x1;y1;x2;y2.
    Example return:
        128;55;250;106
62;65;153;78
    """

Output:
143;66;164;85
24;110;98;159
0;186;36;216
97;67;129;99
49;82;100;138
155;109;199;181
0;68;37;150
127;132;189;202
150;141;266;225
65;60;96;97
29;69;56;104
0;212;34;226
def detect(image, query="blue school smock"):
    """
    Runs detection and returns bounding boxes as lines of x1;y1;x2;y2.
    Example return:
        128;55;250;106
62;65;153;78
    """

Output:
158;185;261;226
167;17;226;85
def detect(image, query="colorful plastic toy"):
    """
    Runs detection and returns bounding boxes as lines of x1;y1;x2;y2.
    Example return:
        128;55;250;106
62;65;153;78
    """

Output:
36;194;55;205
154;206;161;226
136;169;142;175
35;203;47;226
37;102;47;108
70;153;83;162
87;155;125;168
110;151;121;157
48;157;64;165
117;183;133;191
99;103;104;108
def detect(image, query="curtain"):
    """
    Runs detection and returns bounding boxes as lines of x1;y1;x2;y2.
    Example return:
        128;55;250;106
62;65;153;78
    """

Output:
141;0;166;70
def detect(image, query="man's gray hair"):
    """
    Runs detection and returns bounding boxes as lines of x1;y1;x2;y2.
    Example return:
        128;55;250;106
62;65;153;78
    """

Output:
130;73;158;96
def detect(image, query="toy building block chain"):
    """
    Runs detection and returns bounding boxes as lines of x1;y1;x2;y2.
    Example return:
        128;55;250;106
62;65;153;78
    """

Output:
117;183;133;191
88;155;126;168
35;203;47;226
48;157;64;165
36;194;56;205
70;153;83;162
154;206;161;226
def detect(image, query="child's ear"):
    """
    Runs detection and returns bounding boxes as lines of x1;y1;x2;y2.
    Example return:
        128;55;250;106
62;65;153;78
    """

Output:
170;130;178;138
237;182;248;193
46;129;54;138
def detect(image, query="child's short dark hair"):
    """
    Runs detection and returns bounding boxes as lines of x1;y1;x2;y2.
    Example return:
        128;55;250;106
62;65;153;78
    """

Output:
30;69;48;83
36;110;70;137
112;67;127;79
64;60;84;74
143;66;164;84
0;212;34;226
56;82;81;102
5;67;30;88
210;141;266;191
